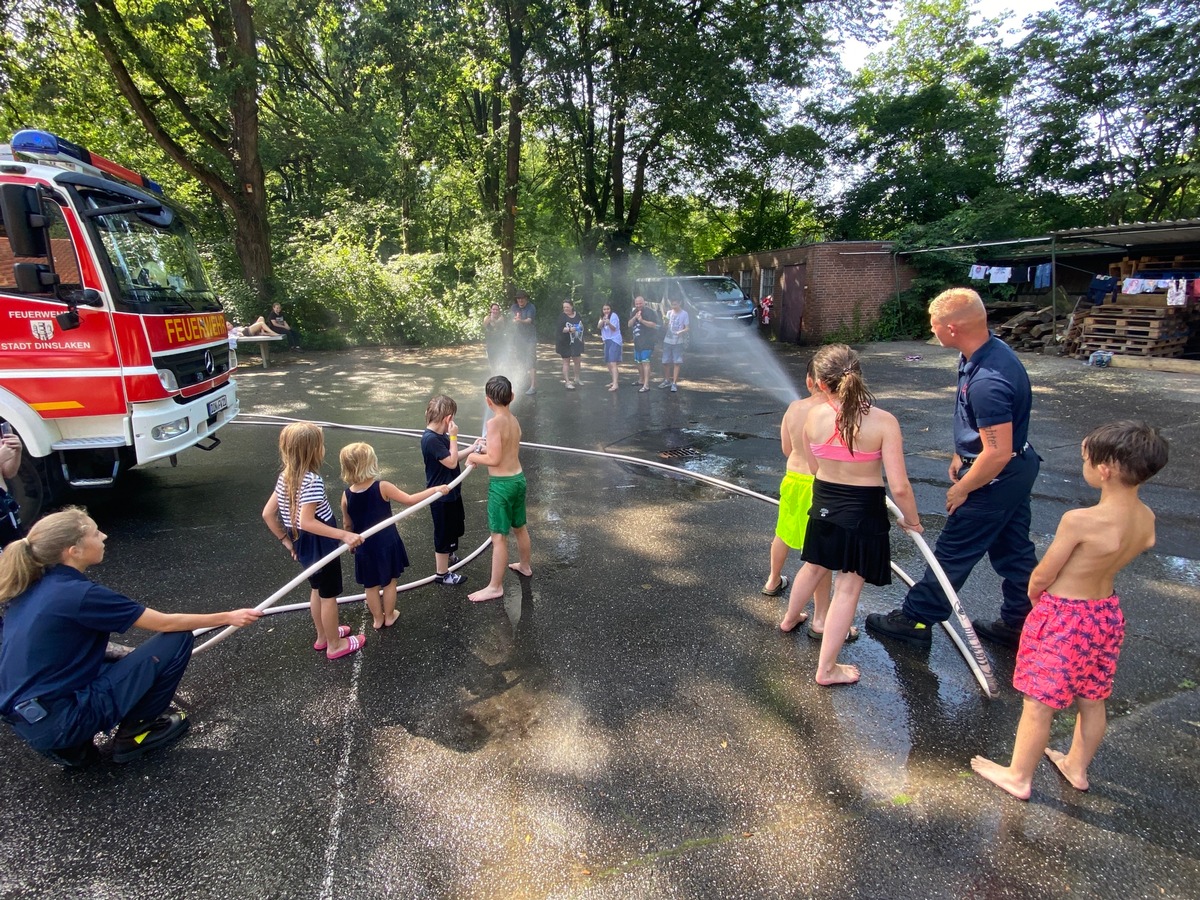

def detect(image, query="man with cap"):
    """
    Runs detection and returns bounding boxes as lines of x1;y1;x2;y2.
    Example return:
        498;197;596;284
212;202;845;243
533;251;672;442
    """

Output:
866;287;1039;650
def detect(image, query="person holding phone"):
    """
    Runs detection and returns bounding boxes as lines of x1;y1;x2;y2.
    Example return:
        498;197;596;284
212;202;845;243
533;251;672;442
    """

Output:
0;422;23;549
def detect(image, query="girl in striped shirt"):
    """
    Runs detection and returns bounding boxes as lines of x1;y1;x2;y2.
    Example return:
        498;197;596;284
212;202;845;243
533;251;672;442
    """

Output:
262;422;365;659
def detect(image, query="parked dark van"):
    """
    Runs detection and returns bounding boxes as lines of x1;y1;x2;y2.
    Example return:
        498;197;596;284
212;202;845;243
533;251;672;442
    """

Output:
633;276;756;339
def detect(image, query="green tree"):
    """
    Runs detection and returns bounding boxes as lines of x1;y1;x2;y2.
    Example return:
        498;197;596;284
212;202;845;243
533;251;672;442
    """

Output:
1017;0;1200;222
536;0;851;307
834;0;1015;238
70;0;276;302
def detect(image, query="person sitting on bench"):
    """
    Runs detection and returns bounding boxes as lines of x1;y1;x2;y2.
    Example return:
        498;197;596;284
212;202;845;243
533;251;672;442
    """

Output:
227;317;280;339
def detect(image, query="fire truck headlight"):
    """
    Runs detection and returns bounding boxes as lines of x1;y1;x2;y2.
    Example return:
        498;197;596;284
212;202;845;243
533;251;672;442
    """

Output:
157;369;180;392
152;417;190;441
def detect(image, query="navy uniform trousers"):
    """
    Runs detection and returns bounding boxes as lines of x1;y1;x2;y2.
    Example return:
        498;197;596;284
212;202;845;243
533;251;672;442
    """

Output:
901;447;1040;628
7;631;193;758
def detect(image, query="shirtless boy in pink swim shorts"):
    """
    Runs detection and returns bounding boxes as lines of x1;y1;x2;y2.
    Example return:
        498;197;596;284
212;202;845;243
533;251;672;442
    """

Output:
971;421;1168;800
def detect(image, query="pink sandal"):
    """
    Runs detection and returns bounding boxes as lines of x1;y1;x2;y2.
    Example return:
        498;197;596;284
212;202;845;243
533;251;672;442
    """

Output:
313;625;351;651
326;634;366;660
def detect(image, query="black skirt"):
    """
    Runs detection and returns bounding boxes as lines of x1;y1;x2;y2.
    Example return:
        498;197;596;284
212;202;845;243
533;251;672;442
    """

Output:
799;480;892;586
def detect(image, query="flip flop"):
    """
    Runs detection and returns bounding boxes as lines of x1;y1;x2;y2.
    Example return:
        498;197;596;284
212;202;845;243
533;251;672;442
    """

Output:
761;574;789;597
313;625;351;651
806;625;860;643
326;634;366;660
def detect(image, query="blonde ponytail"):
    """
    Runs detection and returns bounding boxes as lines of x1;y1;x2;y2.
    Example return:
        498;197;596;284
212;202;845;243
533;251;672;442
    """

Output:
0;507;92;605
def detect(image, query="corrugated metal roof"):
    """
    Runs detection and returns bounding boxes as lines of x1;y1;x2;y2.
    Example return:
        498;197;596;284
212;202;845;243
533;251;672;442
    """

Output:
1051;219;1200;243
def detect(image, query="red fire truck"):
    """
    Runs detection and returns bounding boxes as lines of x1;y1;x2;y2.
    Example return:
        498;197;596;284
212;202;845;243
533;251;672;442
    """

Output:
0;130;238;521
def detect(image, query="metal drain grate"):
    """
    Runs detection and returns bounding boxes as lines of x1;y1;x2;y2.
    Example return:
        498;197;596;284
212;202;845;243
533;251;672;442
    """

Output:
659;447;700;459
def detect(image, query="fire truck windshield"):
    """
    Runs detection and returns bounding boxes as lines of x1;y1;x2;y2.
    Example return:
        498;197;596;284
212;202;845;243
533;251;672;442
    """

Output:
81;189;221;314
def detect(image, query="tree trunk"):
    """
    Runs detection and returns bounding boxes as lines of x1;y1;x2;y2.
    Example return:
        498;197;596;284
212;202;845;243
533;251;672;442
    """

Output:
78;0;276;305
501;0;528;293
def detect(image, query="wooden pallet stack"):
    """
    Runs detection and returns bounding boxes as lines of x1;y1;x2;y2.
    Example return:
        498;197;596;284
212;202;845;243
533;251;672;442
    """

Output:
1074;303;1196;359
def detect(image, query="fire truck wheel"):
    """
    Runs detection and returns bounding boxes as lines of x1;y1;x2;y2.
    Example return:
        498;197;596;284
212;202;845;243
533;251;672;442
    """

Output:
9;452;62;527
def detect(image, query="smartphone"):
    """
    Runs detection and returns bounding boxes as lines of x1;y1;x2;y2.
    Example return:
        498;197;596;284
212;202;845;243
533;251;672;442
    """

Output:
0;422;12;437
15;698;48;724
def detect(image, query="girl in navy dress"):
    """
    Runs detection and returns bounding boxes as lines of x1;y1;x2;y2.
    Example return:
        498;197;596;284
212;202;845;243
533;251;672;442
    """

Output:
339;442;449;630
263;422;365;660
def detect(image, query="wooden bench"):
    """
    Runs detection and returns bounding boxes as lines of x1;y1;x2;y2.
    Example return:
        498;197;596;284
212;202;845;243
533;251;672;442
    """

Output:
232;334;284;368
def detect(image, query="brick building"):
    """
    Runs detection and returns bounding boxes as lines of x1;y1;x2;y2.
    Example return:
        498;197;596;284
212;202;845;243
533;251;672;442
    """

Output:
706;241;916;343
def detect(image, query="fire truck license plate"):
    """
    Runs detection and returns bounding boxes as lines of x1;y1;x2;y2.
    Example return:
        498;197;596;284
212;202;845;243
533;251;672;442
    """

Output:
207;396;228;417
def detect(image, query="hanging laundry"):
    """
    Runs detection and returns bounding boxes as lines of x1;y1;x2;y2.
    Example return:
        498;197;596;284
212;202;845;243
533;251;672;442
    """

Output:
1087;275;1117;305
1154;279;1173;291
968;264;989;280
1034;263;1052;290
1167;279;1187;306
989;267;1012;283
1122;277;1146;294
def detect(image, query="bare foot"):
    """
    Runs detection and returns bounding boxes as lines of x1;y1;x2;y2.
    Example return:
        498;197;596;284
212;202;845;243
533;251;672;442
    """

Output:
815;663;860;686
383;610;400;628
1045;748;1089;791
508;563;533;577
468;587;505;603
970;755;1032;800
372;618;386;631
779;612;809;633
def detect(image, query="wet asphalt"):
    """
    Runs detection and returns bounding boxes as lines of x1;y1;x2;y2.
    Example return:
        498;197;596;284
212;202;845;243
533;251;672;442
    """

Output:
1;332;1198;899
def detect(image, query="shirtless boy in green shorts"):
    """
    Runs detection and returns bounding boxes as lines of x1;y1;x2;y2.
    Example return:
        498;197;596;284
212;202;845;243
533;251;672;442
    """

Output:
465;375;533;602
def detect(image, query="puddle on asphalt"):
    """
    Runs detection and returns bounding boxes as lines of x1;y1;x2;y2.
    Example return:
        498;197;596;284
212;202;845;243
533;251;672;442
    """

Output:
1159;554;1200;587
607;426;777;492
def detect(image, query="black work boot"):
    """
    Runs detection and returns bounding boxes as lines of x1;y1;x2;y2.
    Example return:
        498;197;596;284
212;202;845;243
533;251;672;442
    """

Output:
41;741;100;768
972;618;1024;650
112;710;190;764
865;608;934;646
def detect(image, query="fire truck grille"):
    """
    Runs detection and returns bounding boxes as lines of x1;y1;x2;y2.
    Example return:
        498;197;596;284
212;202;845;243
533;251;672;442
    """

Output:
157;345;231;389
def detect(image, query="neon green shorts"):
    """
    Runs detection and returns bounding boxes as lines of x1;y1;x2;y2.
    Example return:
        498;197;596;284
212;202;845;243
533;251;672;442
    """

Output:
775;471;814;550
487;472;528;534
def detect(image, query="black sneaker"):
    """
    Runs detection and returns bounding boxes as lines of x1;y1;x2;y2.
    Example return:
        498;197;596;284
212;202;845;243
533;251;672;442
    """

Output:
865;608;933;646
435;571;467;586
112;710;190;764
973;617;1024;650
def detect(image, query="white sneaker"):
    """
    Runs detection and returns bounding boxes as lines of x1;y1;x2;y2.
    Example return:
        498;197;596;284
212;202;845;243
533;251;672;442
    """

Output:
670;383;678;392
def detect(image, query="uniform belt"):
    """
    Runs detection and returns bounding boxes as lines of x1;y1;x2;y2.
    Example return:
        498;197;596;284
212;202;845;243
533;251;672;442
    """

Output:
960;442;1031;465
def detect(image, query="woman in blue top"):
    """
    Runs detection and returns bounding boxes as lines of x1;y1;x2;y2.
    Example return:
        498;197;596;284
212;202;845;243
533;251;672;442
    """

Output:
0;507;261;767
598;302;623;391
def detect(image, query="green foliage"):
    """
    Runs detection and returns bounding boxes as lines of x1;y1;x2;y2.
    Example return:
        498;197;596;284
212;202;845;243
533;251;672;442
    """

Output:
1;0;1193;352
1016;0;1200;221
271;215;502;348
833;0;1015;239
869;288;931;342
822;302;874;345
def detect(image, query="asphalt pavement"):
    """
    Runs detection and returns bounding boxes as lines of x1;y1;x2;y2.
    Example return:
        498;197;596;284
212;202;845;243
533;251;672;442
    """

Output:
1;331;1198;899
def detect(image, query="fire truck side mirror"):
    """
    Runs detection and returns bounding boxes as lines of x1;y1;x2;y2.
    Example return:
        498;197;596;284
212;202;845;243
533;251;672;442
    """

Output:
0;184;48;258
13;262;59;293
55;310;81;331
